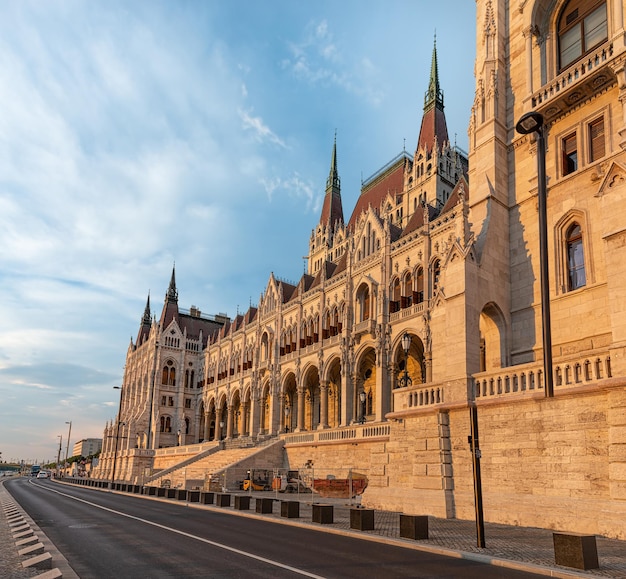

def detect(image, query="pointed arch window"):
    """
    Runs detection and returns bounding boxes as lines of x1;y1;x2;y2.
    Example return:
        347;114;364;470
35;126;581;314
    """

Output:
566;223;586;290
161;362;176;386
402;271;413;308
390;278;401;313
558;0;607;71
414;268;424;304
431;259;441;296
160;415;172;433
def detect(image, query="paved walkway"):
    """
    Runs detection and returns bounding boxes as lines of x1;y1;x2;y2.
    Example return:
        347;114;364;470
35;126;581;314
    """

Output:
212;490;626;579
3;478;626;578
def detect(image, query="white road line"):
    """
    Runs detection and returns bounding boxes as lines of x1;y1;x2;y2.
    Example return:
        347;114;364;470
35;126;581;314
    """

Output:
29;481;326;578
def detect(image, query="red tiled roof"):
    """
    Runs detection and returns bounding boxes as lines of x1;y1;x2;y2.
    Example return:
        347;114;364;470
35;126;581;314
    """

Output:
417;105;449;155
440;175;469;215
319;190;344;229
348;159;406;230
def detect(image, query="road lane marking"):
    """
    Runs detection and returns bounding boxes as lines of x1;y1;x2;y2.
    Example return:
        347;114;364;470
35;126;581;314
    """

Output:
29;481;326;578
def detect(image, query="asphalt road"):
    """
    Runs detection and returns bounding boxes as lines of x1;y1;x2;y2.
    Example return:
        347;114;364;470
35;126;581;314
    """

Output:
6;477;544;578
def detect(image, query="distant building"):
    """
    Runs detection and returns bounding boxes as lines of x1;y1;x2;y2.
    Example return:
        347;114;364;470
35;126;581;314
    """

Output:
95;1;626;540
72;438;102;458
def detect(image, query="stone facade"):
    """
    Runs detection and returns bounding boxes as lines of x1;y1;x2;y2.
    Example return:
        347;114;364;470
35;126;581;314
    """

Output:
94;0;626;539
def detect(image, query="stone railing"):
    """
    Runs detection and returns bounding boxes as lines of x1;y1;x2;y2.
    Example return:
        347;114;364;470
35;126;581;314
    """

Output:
473;351;612;402
389;301;425;323
283;423;390;446
392;381;445;413
154;441;218;457
353;319;376;337
530;41;614;110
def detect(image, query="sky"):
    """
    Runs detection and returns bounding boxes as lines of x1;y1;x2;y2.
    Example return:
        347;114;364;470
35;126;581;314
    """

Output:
0;0;476;464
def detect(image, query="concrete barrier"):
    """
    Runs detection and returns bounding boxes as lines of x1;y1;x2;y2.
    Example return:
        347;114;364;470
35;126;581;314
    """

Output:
234;495;250;510
255;498;273;514
216;493;231;507
553;532;599;570
399;514;429;540
200;492;214;504
350;507;374;531
281;501;299;518
312;503;333;524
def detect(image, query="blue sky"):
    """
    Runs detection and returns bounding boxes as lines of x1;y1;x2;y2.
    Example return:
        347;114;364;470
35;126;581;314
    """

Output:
0;0;476;464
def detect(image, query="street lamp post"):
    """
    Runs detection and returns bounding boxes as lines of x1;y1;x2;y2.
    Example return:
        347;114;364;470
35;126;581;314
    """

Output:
219;421;224;441
64;421;72;476
110;386;125;490
284;404;291;433
358;391;366;424
56;435;62;478
400;332;413;388
515;111;554;398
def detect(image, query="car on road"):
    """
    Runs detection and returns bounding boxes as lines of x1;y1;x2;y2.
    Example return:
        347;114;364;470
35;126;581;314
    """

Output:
36;471;50;479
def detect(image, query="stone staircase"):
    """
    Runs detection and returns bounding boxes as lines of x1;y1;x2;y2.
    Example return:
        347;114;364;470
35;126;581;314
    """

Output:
150;439;285;491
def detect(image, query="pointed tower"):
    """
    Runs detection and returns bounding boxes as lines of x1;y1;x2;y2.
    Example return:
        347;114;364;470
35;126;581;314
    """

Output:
402;36;465;217
135;293;152;346
318;134;344;230
159;265;179;329
417;37;449;154
307;136;346;275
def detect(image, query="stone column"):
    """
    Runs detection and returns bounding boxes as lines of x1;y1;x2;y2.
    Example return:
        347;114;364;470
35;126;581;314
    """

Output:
296;386;306;432
203;411;210;442
425;353;433;383
318;380;329;429
354;376;363;423
340;368;352;427
523;26;534;95
226;406;233;439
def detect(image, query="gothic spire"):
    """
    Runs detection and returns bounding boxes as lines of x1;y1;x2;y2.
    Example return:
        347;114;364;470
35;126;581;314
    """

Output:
166;265;178;304
326;132;340;192
416;35;449;153
136;291;152;346
424;35;444;113
319;133;344;230
141;292;151;325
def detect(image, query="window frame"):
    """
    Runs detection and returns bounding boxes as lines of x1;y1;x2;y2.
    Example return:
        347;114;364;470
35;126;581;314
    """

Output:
557;0;608;72
588;116;606;163
566;223;587;291
554;211;592;295
561;132;579;176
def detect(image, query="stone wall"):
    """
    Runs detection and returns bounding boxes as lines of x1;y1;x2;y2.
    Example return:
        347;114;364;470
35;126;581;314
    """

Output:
285;380;626;539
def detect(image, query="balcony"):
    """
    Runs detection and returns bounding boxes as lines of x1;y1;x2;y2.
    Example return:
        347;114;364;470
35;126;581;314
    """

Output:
353;318;375;338
530;41;616;123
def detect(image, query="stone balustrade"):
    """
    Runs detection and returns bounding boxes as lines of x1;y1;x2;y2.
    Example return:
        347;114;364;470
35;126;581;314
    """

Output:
473;351;612;401
283;422;390;446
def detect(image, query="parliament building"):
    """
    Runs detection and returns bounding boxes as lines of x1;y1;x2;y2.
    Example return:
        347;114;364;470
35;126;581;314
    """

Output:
93;0;626;539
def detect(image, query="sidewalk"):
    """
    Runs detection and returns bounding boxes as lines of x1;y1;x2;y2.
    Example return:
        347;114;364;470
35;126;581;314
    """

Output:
212;490;626;579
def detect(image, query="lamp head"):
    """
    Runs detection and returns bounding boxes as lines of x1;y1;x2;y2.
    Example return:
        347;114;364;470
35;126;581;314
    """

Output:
516;111;544;135
401;332;412;355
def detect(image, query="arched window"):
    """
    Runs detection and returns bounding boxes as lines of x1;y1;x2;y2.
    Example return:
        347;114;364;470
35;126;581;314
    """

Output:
414;268;424;303
566;223;586;290
402;272;413;308
161;363;175;386
356;284;370;322
431;259;441;296
558;0;607;71
390;278;401;313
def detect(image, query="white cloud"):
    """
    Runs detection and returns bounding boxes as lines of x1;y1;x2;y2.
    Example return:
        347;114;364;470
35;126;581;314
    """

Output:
239;108;287;148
